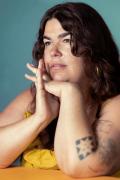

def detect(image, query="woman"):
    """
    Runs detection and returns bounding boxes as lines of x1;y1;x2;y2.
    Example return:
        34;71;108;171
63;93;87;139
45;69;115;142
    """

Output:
0;2;120;178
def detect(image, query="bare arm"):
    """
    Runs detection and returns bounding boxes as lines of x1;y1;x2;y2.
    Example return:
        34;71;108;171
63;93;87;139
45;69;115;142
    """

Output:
0;88;32;126
54;85;120;178
0;60;59;168
0;88;50;168
0;110;49;168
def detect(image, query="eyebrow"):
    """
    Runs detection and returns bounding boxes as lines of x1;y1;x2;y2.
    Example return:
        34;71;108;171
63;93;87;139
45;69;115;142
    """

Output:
43;32;70;40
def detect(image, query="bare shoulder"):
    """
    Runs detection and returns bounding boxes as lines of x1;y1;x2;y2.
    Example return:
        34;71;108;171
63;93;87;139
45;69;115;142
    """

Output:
99;94;120;126
94;94;120;174
97;95;120;135
0;88;33;126
94;94;120;136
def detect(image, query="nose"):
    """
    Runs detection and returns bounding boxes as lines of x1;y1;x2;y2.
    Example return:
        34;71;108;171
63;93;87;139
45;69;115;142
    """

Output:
50;43;62;57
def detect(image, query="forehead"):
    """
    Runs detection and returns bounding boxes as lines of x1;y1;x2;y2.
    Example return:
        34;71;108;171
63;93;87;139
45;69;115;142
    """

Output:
44;18;68;36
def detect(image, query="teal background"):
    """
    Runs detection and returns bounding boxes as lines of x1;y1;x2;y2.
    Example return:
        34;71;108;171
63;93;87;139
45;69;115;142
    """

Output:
0;0;120;111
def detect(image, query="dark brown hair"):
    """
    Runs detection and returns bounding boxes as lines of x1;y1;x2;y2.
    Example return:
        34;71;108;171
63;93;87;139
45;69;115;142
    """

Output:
31;2;120;146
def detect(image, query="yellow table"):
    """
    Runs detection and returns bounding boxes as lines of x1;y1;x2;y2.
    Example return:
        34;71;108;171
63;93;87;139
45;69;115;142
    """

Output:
0;167;119;180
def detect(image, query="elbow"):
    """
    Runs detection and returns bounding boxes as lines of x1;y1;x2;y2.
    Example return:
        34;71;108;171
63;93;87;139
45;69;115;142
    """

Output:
60;163;91;178
0;152;17;169
56;151;113;178
60;160;111;178
58;159;89;178
0;158;12;169
0;163;9;169
61;164;92;178
62;166;109;178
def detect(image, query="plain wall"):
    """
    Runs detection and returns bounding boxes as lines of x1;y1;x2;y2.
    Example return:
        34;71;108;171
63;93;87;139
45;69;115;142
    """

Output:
0;0;120;111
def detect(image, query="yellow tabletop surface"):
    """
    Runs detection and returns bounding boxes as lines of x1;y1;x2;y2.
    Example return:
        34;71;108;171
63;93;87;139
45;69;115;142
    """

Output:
0;167;119;180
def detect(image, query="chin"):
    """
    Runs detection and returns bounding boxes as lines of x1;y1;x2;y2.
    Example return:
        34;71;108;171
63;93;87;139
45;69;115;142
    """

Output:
52;75;69;82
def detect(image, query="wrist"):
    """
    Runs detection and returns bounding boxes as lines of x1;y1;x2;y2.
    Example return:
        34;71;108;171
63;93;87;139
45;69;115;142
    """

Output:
34;111;55;124
29;114;50;134
32;113;48;123
61;83;82;100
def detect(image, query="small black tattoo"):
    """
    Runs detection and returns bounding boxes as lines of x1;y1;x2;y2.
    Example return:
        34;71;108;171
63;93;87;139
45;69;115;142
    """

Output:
75;136;96;160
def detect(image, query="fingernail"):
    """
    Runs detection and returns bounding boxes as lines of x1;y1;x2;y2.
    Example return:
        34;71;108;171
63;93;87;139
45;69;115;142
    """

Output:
26;63;34;66
24;73;28;78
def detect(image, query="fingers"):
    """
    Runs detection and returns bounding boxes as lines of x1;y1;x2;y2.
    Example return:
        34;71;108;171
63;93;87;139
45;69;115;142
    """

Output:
25;63;37;83
26;63;37;74
25;60;51;83
36;60;44;90
26;61;45;74
24;73;36;82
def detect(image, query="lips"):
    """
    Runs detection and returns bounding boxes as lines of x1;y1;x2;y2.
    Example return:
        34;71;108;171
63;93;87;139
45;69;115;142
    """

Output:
50;64;66;70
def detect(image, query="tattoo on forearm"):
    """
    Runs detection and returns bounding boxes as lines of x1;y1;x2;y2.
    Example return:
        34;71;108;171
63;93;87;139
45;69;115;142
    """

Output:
75;136;97;160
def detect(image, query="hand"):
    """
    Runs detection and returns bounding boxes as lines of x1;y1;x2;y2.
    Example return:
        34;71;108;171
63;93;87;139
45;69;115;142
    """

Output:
25;59;60;122
44;80;81;99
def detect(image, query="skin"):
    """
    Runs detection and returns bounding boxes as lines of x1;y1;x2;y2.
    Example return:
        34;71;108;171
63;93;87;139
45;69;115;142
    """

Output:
26;19;120;177
0;60;59;168
43;19;84;83
0;18;120;178
43;18;89;102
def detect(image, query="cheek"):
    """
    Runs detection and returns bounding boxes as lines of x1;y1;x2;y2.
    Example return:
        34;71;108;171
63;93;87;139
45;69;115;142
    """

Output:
43;50;49;70
43;49;48;61
69;61;84;79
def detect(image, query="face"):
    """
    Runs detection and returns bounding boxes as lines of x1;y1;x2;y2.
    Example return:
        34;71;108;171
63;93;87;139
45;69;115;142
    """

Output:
43;18;85;84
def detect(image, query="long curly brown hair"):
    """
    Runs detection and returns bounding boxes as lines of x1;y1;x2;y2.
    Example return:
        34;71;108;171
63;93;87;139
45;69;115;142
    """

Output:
30;2;120;147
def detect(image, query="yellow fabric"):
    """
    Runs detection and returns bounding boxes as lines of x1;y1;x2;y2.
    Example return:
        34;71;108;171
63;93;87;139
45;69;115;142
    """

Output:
24;111;32;119
22;112;59;170
22;149;58;169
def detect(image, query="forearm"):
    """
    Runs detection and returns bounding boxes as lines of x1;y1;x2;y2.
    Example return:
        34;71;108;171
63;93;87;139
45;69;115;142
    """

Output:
0;114;49;168
54;87;97;176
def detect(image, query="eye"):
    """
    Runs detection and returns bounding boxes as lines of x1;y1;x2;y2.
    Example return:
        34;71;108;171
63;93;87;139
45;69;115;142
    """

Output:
44;41;51;46
63;38;71;43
